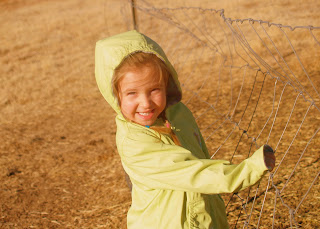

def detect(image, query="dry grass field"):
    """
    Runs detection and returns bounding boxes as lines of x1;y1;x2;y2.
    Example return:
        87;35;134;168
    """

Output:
1;0;319;228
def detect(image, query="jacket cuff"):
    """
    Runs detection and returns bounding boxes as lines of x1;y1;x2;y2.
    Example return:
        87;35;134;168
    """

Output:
248;145;269;172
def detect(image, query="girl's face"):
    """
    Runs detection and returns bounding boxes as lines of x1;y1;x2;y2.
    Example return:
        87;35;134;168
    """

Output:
118;64;166;126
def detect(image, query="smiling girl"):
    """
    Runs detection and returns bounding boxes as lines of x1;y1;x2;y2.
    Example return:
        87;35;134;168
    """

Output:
95;30;275;229
112;53;168;127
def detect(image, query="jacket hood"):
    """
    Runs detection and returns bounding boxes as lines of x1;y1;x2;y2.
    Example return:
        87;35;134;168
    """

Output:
95;30;182;116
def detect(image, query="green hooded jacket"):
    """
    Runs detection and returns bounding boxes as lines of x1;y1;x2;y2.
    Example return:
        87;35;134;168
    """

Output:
95;30;268;229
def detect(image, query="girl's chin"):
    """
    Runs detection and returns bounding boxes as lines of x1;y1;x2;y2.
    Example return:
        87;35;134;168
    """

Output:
135;116;158;126
136;119;156;126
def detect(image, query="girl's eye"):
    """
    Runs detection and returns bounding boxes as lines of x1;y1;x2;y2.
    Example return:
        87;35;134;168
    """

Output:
127;92;136;96
152;88;160;92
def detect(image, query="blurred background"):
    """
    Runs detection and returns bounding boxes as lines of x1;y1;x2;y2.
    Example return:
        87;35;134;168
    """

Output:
1;0;319;228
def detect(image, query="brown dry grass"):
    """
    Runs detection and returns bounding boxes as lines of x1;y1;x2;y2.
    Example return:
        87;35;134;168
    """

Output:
0;0;319;228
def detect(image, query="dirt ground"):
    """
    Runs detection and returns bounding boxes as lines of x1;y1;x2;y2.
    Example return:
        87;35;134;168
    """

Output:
1;0;319;228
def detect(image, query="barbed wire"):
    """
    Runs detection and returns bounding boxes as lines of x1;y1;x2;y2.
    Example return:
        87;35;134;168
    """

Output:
123;1;320;228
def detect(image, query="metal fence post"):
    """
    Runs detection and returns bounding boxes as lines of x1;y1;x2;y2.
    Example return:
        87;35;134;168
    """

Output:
131;0;138;31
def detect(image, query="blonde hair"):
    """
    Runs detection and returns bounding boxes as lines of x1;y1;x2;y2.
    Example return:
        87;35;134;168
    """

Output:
112;52;170;102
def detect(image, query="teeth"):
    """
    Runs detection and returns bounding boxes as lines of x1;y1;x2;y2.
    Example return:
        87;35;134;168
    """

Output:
139;112;150;116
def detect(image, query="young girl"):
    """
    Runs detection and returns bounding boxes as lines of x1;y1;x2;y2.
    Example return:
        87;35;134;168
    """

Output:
95;30;275;229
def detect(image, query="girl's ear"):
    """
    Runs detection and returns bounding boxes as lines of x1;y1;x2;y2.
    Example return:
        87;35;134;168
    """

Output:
116;82;122;106
117;93;122;106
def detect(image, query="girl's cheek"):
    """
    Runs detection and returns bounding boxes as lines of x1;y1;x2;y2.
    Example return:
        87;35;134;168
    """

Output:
125;98;137;108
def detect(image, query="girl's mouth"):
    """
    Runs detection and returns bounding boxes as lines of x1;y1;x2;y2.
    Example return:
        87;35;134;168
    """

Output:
137;110;155;119
139;112;151;116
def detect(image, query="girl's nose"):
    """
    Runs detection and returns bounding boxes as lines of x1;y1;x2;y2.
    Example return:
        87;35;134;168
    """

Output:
140;95;152;108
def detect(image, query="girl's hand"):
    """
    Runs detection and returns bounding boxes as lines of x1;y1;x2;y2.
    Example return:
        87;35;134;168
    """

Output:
263;145;276;171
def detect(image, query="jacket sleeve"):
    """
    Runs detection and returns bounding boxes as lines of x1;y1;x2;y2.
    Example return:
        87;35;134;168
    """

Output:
118;127;268;194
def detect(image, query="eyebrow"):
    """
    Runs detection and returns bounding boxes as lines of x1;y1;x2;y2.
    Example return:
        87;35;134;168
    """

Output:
121;82;164;93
